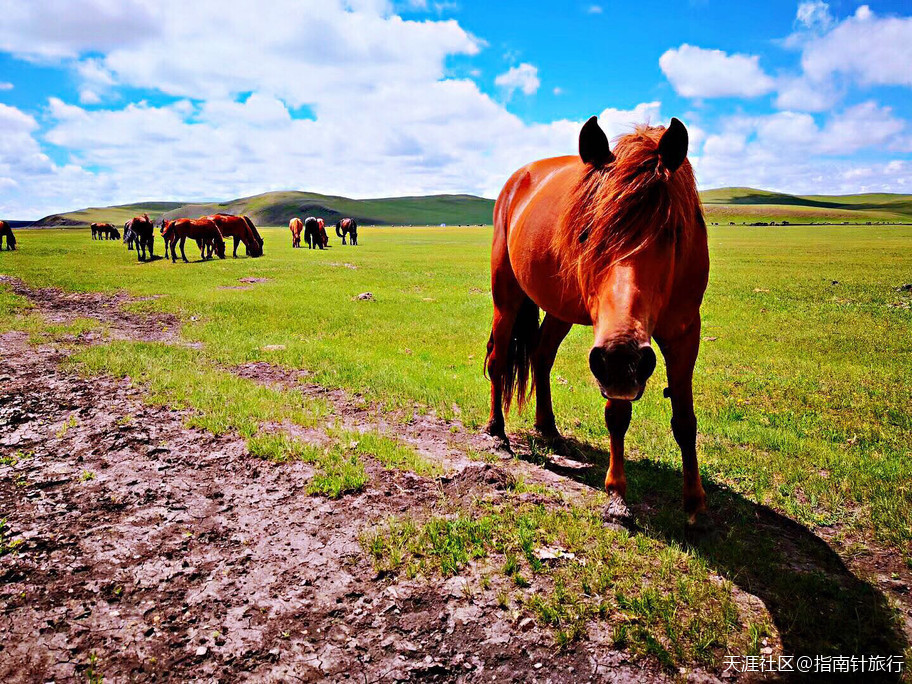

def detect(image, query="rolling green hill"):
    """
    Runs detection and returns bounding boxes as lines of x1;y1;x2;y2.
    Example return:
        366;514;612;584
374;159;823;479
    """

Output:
31;192;495;228
26;186;912;228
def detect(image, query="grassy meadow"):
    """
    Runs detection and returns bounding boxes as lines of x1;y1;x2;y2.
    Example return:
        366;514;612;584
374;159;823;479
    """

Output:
2;223;910;669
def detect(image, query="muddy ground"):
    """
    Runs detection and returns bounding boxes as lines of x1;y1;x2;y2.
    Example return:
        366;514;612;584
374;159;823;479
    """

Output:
0;279;680;683
1;278;909;683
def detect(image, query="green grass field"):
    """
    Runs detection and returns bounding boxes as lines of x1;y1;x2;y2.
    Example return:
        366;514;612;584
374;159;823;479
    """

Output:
2;224;910;669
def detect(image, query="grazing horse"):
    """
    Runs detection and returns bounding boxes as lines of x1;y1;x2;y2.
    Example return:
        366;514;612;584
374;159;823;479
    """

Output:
484;116;708;520
336;218;358;245
129;213;155;261
317;218;329;247
161;218;226;263
0;221;15;251
123;219;139;251
110;226;120;240
206;214;264;257
91;222;115;240
289;217;304;248
304;217;325;250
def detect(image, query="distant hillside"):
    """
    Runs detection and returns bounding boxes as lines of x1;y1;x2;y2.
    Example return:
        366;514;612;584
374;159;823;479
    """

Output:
31;192;495;228
701;187;912;224
23;186;912;228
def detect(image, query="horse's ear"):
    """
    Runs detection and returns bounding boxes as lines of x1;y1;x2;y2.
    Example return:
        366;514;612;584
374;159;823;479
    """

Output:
579;116;614;167
658;117;688;173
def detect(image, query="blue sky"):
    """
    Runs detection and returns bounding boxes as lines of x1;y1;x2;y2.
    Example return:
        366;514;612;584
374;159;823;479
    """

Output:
1;0;911;218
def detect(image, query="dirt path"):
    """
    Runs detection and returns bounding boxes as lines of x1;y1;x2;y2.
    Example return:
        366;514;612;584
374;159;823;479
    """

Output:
1;283;673;682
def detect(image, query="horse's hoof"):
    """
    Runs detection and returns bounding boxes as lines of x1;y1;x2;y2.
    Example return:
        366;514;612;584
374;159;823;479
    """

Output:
684;491;707;523
603;491;632;522
535;427;571;456
483;423;512;454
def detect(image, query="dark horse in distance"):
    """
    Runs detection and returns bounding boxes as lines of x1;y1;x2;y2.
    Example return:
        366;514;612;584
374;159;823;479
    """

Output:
123;219;139;251
484;116;709;520
304;217;326;250
126;213;155;261
336;218;358;245
0;221;16;251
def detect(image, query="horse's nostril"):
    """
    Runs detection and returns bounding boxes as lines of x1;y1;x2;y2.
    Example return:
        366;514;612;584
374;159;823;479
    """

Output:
588;347;610;381
637;347;657;384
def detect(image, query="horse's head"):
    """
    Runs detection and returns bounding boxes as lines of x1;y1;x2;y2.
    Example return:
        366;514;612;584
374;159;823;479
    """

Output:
213;232;226;259
567;117;700;400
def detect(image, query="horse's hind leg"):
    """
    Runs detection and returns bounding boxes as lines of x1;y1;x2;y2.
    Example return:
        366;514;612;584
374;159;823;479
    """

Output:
484;237;537;451
532;314;573;447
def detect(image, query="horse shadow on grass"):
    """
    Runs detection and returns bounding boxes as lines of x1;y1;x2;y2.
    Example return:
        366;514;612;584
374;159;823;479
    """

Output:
518;435;907;679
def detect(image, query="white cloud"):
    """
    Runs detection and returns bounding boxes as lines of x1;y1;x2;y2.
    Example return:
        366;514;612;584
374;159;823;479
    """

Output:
587;5;603;14
694;104;911;193
597;101;663;140
659;44;775;98
78;89;102;105
796;1;833;31
494;63;540;98
0;82;12;90
799;5;912;87
774;75;838;112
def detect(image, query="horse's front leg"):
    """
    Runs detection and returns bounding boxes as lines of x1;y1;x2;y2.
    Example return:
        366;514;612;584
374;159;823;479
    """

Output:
532;314;572;447
180;237;188;263
603;399;632;515
233;236;240;258
657;322;706;521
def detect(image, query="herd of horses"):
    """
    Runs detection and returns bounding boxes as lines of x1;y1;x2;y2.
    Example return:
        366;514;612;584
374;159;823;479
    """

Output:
83;212;358;262
289;217;358;249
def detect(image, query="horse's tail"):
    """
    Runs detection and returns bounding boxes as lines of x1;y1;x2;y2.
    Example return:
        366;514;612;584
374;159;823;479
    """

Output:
336;222;344;238
484;296;539;415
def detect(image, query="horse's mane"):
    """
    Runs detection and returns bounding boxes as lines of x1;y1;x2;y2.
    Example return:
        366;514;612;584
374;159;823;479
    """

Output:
554;124;702;290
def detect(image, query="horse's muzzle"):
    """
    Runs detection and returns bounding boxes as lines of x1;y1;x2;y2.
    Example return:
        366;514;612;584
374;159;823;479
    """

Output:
589;342;656;400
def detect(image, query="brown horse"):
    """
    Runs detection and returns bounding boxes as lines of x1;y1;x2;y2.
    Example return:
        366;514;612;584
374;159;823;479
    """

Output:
289;217;303;248
336;218;358;245
161;218;226;263
205;214;264;257
317;218;329;248
129;213;155;261
91;222;115;240
484;116;708;519
0;220;15;251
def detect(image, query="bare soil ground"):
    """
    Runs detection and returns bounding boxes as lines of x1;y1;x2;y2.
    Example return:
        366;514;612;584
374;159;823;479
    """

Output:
1;281;682;683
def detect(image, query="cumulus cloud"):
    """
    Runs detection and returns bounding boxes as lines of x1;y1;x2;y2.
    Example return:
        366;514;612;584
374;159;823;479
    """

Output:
795;1;833;31
659;44;775;98
0;82;12;90
494;63;541;98
798;5;912;88
695;103;910;192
